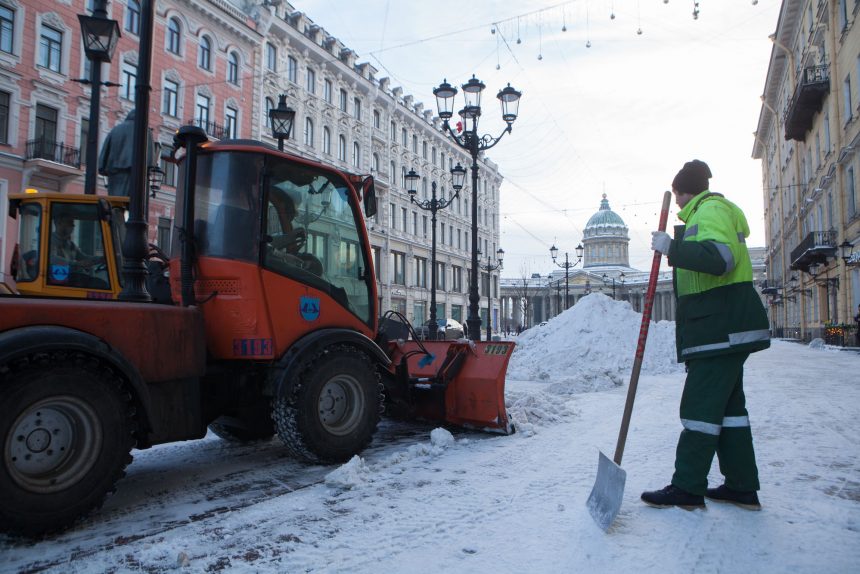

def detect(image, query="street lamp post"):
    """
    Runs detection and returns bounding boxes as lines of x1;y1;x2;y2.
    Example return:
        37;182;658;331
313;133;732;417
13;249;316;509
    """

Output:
433;76;522;341
602;272;626;300
549;243;583;310
479;248;504;341
269;94;296;151
78;0;120;194
405;165;466;340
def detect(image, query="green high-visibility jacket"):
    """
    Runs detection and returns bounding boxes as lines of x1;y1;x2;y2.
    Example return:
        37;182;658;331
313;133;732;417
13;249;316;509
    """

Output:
666;190;770;362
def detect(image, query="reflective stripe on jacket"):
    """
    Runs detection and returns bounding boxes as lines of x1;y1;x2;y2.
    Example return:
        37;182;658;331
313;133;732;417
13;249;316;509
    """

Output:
667;191;770;361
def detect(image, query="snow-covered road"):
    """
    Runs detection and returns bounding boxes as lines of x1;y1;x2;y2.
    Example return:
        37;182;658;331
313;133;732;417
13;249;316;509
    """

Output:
2;296;858;573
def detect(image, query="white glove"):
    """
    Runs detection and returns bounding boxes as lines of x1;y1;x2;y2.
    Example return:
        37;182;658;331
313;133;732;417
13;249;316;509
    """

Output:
651;231;672;255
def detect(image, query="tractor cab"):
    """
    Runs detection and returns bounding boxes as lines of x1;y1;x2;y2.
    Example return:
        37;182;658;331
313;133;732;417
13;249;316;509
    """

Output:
168;142;379;360
8;193;128;299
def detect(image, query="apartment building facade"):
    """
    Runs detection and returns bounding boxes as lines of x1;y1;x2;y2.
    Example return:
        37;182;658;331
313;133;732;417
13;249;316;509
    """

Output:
0;0;504;327
754;0;860;342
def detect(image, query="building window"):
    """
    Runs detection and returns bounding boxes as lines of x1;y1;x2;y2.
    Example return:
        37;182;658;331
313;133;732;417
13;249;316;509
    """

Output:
436;262;446;290
125;0;140;35
390;121;396;140
389;202;395;229
264;97;274;128
163;78;178;117
225;106;237;138
322;126;331;154
35;104;58;146
162;144;177;187
452;266;463;292
39;25;62;72
412;134;417;153
167;17;181;55
120;60;137;100
422;141;427;159
304;117;314;147
196;94;210;126
392;252;406;285
844;75;853;123
227;51;239;85
372;153;379;173
849;165;857;217
401;127;407;146
339;89;348;112
324;79;332;103
157;217;172;249
415;257;427;288
352;141;360;167
287;55;297;83
198;35;211;70
266;42;276;71
306;68;316;94
373;109;380;129
353;97;361;120
0;90;8;144
0;5;13;54
337;134;346;161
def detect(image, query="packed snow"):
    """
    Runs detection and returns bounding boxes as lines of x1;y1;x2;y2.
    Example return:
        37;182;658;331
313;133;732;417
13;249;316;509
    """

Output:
2;293;858;573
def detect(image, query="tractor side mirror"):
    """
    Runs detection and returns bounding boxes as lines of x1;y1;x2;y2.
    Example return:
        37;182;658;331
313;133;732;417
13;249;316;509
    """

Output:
362;178;377;218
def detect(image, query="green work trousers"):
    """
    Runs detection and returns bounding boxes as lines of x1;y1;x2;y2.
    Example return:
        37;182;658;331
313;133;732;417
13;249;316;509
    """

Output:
671;352;760;496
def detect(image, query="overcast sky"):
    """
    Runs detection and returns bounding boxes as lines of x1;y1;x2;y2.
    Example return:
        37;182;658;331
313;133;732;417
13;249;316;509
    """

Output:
296;0;781;275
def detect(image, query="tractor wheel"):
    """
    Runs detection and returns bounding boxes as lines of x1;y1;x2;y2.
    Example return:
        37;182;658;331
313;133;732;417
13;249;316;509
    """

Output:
209;410;275;443
0;353;136;537
272;345;381;463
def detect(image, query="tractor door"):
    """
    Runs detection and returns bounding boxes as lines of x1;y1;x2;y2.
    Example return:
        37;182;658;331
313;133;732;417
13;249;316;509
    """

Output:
260;156;377;347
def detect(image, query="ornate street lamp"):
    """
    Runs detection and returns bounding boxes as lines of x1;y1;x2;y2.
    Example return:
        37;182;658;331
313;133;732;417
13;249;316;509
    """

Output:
433;76;521;341
550;243;583;310
479;247;504;341
269;94;295;151
602;272;625;300
840;240;857;266
405;166;462;340
78;0;120;195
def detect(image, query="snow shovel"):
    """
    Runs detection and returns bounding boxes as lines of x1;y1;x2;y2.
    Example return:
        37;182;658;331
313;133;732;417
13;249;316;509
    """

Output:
587;190;672;531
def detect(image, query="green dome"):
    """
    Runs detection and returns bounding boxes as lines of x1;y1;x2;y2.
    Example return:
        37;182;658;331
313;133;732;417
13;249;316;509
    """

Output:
585;194;627;231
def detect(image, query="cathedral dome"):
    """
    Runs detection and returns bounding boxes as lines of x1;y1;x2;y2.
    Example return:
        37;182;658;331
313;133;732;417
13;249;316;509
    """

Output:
582;194;630;268
585;194;627;235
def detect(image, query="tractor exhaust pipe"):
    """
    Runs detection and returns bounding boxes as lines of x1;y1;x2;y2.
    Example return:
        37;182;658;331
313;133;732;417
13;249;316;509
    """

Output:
173;125;208;307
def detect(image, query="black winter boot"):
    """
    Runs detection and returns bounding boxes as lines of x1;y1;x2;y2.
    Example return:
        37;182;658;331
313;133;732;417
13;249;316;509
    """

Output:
641;484;705;510
705;484;761;511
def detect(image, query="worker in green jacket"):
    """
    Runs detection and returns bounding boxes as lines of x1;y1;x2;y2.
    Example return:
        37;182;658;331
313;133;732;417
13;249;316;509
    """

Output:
641;159;770;511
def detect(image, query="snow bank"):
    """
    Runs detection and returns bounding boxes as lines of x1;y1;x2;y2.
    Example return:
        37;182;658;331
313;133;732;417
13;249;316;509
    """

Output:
507;293;682;391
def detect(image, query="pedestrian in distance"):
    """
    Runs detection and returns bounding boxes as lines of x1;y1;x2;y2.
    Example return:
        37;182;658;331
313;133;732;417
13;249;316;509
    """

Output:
641;159;770;511
854;304;860;347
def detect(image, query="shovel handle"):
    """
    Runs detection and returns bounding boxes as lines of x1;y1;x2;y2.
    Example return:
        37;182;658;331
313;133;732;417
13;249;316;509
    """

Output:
613;190;673;465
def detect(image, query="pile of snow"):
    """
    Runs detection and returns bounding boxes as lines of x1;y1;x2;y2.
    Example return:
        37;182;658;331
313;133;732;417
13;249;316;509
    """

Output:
507;293;682;392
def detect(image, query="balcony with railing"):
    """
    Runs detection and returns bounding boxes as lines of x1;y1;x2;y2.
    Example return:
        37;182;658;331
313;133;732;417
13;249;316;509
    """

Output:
24;138;83;178
192;119;229;140
784;64;830;141
25;138;82;168
789;230;837;272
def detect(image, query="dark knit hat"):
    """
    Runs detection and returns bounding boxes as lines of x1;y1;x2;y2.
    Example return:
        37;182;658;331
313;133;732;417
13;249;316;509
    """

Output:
672;159;712;195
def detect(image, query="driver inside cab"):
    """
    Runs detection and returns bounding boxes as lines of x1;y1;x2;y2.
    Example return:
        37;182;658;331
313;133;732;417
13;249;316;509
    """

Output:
48;213;105;286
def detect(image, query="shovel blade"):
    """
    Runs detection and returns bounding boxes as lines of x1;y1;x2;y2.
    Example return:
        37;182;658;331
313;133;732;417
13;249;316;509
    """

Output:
586;451;627;531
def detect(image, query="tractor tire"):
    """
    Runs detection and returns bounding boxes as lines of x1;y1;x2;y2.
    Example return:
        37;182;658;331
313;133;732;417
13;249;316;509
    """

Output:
272;345;381;463
209;413;275;443
0;352;137;537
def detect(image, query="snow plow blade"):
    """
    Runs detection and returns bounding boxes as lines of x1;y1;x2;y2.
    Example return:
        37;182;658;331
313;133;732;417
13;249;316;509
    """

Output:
388;340;514;433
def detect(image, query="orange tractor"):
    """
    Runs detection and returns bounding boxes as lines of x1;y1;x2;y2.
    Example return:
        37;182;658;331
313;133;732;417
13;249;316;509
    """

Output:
0;126;514;537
